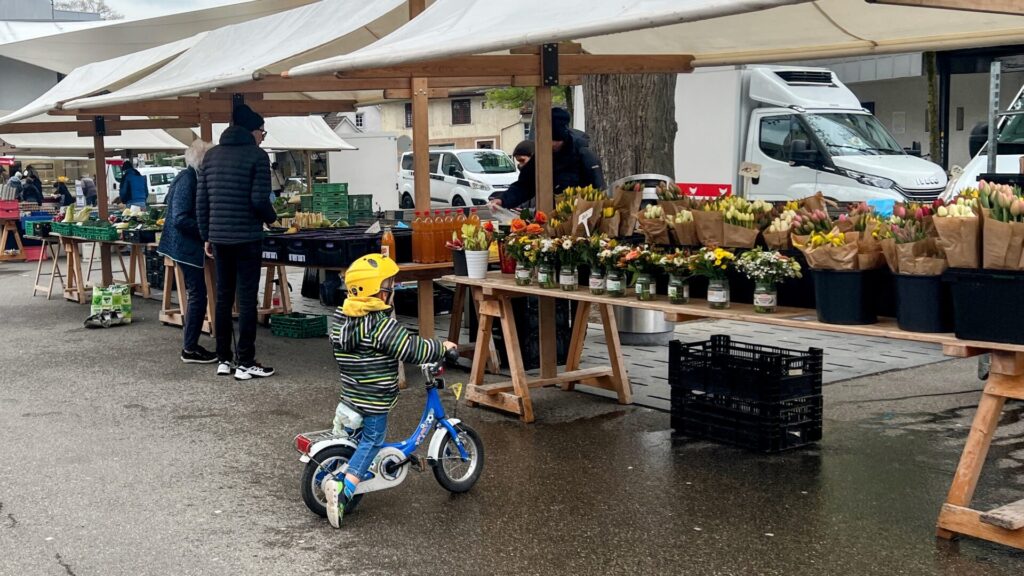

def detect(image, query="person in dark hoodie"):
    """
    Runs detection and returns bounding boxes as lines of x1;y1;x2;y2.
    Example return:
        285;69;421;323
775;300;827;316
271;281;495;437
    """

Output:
489;107;605;210
51;178;75;207
197;104;278;381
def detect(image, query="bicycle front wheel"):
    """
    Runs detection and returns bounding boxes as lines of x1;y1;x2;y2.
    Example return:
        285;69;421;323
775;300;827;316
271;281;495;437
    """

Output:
432;424;484;493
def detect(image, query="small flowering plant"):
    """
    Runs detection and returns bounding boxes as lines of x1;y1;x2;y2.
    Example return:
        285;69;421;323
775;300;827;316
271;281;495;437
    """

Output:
504;233;539;266
538;237;560;266
657;248;692;277
459;222;492;251
734;248;802;285
688;246;735;280
598;244;630;271
555;235;586;269
620;244;659;278
581;234;616;269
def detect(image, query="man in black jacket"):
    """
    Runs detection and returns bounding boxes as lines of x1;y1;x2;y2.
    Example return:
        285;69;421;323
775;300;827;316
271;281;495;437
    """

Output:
197;104;278;381
489;107;604;209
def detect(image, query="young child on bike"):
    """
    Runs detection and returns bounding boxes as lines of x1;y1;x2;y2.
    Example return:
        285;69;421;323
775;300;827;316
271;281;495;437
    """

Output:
324;253;456;528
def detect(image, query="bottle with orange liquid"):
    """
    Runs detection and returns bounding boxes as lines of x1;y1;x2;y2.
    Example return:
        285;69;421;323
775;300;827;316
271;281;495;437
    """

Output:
467;207;481;228
443;209;456;262
454;206;467;233
410;212;420;263
433;210;445;263
381;225;396;260
420;210;434;263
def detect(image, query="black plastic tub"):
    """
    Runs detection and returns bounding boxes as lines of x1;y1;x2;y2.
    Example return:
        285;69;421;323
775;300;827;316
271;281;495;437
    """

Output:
811;269;877;325
452;249;468;276
894;274;952;333
945;268;1024;344
866;267;897;318
777;250;815;309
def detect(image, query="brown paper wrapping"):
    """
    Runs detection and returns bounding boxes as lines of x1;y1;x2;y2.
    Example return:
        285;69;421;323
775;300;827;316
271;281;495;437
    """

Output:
835;218;856;234
801;192;837;213
598;213;621;237
933;216;980;269
982;219;1024;270
660;200;691;219
693;210;724;246
854;234;885;270
670;221;699;246
800;243;859;270
880;238;898;273
791;233;810;248
763;229;792;250
722;223;759;248
612;186;643;237
570;199;603;237
637;216;671;245
895;239;948;276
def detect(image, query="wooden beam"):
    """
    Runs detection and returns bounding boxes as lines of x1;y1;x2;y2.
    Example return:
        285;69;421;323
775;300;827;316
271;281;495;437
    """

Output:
411;78;430;212
383;87;450;99
409;0;425;17
561;54;693;75
56;98;355;117
535;76;556;381
866;0;1024;15
77;130;121;137
511;42;584;55
233;76;413;93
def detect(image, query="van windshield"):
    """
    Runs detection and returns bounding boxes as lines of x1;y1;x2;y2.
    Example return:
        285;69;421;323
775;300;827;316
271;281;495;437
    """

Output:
803;113;905;156
456;151;516;174
997;97;1024;146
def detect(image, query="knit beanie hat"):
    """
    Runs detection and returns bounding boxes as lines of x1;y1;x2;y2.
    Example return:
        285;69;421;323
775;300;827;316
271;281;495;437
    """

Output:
551;107;571;142
232;104;265;132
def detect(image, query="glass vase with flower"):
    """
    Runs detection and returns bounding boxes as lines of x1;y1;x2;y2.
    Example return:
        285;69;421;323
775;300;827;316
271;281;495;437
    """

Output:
688;246;736;309
734;248;803;313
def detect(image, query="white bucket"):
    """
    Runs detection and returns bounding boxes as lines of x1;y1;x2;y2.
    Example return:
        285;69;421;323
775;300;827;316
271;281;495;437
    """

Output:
465;250;490;279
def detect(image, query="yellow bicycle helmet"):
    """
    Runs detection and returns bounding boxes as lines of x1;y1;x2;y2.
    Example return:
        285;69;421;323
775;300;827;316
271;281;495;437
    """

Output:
345;253;399;297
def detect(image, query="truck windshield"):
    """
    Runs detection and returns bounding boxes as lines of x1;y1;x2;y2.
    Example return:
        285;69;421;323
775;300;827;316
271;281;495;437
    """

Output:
997;97;1024;145
456;151;516;174
803;113;905;156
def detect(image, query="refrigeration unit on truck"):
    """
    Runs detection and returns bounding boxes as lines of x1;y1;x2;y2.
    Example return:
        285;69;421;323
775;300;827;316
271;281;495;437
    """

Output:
946;74;1024;196
675;65;948;203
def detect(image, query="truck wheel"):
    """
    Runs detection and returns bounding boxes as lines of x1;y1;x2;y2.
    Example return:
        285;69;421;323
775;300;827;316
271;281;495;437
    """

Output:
400;193;415;209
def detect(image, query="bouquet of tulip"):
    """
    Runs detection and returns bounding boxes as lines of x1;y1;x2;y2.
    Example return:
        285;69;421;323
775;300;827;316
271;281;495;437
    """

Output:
688;246;735;280
764;209;797;250
800;230;859;270
666;208;698;246
977;180;1024;269
598;200;621;236
548;196;576;237
879;217;947;275
791;208;832;236
610;181;644;236
637;203;671;244
656;182;684;201
564;185;606;236
835;202;876;234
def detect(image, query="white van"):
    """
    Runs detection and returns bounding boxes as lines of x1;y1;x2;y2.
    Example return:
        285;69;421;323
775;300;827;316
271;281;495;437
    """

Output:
399;149;518;208
141;167;181;204
675;66;948;202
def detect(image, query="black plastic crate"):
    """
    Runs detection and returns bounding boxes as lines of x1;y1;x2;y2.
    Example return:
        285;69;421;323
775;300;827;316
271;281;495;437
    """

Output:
262;235;288;262
945;268;1024;345
123;229;157;244
669;336;823;402
671;390;822;453
317;238;349;268
285;236;318;266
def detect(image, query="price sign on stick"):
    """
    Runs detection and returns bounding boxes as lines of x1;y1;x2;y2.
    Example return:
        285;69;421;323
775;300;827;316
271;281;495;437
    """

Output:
365;221;381;234
578;207;594;237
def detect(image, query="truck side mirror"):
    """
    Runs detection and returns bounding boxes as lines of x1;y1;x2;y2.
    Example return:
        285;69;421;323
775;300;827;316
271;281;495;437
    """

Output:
904;141;922;157
789;140;819;168
969;122;989;159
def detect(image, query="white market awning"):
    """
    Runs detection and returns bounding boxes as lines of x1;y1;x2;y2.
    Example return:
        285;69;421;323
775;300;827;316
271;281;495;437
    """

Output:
62;0;412;112
0;35;205;127
0;0;318;74
192;116;356;151
0;116;186;156
286;0;1024;76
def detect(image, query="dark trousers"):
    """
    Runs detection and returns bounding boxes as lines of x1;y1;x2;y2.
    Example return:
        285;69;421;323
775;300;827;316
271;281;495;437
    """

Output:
212;241;262;365
181;262;207;352
85;196;97;206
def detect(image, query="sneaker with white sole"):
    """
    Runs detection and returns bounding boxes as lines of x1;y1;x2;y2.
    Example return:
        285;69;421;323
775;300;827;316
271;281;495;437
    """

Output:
234;363;274;380
216;362;233;376
324;478;343;528
181;346;218;364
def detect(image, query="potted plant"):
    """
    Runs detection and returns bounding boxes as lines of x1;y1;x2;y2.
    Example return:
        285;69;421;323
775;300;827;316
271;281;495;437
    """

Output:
600;244;631;297
657;248;692;304
446;234;467;276
504;219;543;286
689;246;735;309
555;236;584;291
734;248;802;313
460;221;492;279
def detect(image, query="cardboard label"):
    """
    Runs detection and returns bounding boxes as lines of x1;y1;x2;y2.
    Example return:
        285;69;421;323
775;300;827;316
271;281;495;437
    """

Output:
738;162;762;179
577;207;594;237
365;221;382;234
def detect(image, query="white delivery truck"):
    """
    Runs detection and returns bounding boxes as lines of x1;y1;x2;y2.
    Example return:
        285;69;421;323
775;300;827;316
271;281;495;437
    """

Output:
675;65;948;203
946;80;1024;196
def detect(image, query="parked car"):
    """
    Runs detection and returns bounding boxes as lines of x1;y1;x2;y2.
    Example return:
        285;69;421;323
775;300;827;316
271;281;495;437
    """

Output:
399;149;518;208
141;166;181;204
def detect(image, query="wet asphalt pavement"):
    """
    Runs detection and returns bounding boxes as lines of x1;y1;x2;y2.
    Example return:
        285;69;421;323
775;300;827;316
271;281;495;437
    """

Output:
1;261;1024;575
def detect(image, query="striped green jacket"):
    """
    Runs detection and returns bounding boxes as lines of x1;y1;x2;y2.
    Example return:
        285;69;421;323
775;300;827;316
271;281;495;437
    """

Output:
330;307;445;415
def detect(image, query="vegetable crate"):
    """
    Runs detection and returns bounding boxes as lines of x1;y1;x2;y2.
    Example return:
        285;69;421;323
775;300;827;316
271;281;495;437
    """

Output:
0;200;18;219
349;194;373;213
75;226;119;242
669;336;823;452
50;222;75;236
313;183;348;195
270;313;328;338
23;219;52;237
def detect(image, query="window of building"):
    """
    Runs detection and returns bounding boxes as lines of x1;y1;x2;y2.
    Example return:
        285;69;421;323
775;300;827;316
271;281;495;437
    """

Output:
475;140;495;149
451;99;472;125
355;112;364;128
405;103;413;128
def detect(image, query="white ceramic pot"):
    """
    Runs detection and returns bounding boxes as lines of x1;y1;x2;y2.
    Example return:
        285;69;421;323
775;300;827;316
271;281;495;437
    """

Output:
465;250;490;279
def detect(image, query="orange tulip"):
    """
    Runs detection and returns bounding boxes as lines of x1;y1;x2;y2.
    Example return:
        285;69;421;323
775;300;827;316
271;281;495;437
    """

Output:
510;218;527;232
533;211;548;225
525;223;543;235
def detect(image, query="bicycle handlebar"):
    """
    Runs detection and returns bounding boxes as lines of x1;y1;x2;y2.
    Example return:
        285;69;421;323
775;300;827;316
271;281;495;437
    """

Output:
444;347;460;364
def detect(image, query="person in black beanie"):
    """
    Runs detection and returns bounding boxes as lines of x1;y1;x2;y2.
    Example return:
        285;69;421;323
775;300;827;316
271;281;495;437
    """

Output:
197;104;278;380
490;107;604;209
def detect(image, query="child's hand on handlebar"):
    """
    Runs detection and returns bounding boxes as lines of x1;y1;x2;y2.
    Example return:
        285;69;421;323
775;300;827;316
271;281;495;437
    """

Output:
443;341;458;351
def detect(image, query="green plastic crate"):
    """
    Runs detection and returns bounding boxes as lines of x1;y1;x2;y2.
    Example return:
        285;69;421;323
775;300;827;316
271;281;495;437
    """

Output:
24;219;52;237
51;222;75;236
313;183;348;194
299;194;314;211
270;313;328;338
313;198;349;210
76;226;119;242
349;195;373;212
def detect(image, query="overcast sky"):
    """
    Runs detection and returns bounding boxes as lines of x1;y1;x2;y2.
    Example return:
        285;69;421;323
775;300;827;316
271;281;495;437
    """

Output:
104;0;245;19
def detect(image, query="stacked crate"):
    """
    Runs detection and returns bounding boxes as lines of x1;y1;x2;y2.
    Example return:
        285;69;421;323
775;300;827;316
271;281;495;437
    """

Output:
312;183;349;223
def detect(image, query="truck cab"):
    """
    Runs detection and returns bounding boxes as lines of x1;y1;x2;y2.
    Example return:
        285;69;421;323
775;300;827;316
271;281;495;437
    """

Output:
677;66;948;203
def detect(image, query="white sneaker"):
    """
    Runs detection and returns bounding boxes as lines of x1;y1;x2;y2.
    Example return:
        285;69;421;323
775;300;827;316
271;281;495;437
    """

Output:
216;362;232;376
324;478;341;529
234;363;274;381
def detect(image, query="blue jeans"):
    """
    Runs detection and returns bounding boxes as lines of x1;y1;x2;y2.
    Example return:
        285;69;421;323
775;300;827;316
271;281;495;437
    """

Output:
181;263;207;352
347;413;389;481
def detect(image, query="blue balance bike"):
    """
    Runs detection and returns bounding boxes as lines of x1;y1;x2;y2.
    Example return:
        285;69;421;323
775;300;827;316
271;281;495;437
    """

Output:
294;349;484;517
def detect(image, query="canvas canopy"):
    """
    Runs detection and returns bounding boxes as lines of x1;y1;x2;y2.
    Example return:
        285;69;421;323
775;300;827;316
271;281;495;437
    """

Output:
0;116;186;156
286;0;1024;76
0;0;317;74
61;0;412;112
192;116;356;151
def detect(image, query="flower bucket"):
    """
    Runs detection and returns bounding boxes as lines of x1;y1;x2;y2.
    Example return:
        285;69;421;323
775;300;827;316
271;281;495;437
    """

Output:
894;274;952;333
811;269;877;325
452;249;468;276
465;250;490;279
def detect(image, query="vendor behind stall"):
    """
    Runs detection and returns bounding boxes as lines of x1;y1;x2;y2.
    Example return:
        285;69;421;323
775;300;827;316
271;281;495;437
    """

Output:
19;173;43;204
51;178;75;207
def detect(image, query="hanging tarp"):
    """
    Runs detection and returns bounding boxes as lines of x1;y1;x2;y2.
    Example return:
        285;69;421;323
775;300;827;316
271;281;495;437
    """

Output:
285;0;1024;76
62;0;411;112
192;116;357;151
0;116;186;155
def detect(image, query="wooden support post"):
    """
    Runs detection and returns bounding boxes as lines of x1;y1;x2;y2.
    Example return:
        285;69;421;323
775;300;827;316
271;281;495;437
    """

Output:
534;81;556;378
411;76;434;338
92;127;112;287
305;150;314;194
199;114;213;142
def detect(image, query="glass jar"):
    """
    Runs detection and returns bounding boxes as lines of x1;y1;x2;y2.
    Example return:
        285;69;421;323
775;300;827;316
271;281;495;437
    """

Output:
537;262;557;289
589;268;606;295
606;269;625;297
514;262;533;286
753;281;778;313
635;272;654;301
707;277;731;310
559;265;578;291
668;274;689;305
497;235;516;274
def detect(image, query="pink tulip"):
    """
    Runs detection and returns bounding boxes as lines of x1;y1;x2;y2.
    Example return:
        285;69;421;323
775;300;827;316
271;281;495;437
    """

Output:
914;207;924;220
839;213;848;221
894;204;906;219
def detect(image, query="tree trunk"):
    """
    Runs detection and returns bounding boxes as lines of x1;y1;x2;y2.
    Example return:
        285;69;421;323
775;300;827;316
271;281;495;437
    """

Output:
925;52;942;165
582;74;677;186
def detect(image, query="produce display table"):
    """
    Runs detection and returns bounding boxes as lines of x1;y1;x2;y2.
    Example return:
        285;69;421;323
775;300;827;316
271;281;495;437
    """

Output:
52;235;156;302
0;217;26;262
29;236;63;299
160;257;217;336
447;272;1024;550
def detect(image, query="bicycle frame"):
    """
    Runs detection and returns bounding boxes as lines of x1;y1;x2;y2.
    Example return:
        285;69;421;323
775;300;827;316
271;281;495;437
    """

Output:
382;384;469;461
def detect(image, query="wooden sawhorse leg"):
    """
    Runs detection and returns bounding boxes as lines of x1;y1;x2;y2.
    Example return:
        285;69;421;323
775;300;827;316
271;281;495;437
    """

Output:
448;284;500;373
126;244;151;299
161;257;216;336
0;220;25;261
559;302;631;404
31;238;64;299
258;264;292;323
62;238;87;304
937;351;1024;548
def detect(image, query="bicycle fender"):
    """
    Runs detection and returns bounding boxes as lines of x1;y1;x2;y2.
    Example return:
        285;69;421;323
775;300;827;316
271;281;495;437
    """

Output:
427;418;462;462
309;437;359;458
